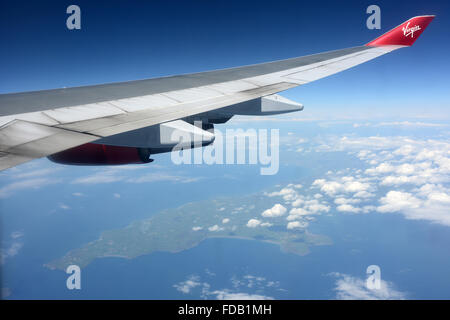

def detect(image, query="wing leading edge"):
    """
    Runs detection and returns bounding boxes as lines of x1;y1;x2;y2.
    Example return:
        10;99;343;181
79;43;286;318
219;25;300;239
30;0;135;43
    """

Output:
0;15;435;171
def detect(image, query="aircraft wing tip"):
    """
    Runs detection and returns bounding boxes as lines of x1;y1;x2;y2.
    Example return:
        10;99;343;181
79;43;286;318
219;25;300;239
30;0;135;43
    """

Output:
365;15;435;47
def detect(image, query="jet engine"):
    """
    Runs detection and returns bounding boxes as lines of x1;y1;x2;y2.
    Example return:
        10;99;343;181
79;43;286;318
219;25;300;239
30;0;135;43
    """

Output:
48;143;152;165
48;120;214;165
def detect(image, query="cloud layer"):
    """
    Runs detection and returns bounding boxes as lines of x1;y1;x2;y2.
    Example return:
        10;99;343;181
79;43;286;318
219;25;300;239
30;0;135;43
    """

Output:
331;272;406;300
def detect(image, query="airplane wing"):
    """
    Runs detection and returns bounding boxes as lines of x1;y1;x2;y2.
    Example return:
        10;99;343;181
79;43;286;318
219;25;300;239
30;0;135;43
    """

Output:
0;15;434;171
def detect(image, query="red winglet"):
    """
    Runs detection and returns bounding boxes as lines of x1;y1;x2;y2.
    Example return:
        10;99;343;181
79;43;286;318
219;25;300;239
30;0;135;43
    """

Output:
366;15;435;47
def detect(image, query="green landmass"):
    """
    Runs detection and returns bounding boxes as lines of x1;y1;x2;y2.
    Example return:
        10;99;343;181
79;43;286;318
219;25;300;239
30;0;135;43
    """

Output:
45;193;332;270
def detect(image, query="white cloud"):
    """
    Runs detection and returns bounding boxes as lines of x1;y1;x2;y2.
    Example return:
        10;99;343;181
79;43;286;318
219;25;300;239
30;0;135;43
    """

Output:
362;205;376;213
192;226;203;231
287;221;308;230
175;273;279;300
428;192;450;203
231;274;280;290
292;198;304;207
312;135;450;226
10;231;24;239
306;201;330;214
14;168;61;179
393;145;416;156
266;188;297;201
1;231;24;265
3;242;22;258
380;175;421;186
377;191;421;213
345;181;371;193
72;172;124;184
208;225;224;232
317;136;412;153
127;173;202;184
246;219;261;228
354;191;375;198
261;204;287;218
312;178;371;196
416;149;438;161
289;207;310;216
377;188;450;226
209;290;273;300
173;275;203;294
336;204;361;213
354;121;448;128
312;179;342;195
72;169;201;185
0;178;60;198
334;197;360;205
396;163;416;175
331;273;406;300
222;218;230;224
260;222;273;227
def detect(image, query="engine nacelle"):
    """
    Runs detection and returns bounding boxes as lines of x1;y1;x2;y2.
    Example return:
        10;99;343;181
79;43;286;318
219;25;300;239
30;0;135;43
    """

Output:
47;120;215;165
48;144;152;165
93;119;215;150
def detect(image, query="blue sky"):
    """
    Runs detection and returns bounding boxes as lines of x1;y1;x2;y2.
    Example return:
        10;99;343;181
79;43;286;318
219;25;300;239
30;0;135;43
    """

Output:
1;0;449;119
